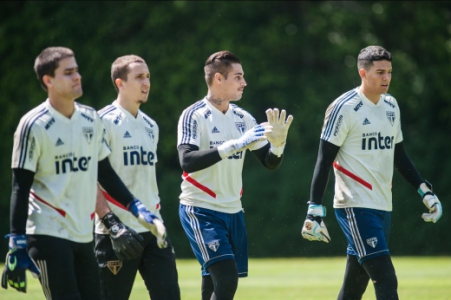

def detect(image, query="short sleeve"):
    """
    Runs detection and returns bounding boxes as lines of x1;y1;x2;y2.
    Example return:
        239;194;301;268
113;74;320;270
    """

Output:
177;110;201;147
11;122;40;171
395;109;403;144
97;117;111;161
320;102;350;147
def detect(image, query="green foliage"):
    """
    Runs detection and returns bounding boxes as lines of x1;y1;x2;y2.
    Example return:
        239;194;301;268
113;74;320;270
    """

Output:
0;1;450;259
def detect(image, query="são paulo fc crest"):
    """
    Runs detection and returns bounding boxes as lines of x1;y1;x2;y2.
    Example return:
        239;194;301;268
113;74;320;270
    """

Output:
83;127;94;144
366;237;378;248
208;241;220;252
235;122;246;134
145;127;155;140
386;111;395;126
107;260;123;275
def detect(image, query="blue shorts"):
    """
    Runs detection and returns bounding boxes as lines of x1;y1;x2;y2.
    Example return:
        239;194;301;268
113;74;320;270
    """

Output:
179;204;248;277
335;207;391;264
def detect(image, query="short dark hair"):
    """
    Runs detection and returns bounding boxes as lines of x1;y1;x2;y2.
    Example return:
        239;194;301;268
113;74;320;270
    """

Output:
204;51;241;86
357;46;392;70
111;55;146;92
34;47;74;91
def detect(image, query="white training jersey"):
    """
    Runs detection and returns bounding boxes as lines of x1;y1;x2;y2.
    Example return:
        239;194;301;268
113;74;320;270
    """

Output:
12;99;111;242
95;101;161;234
177;97;268;214
321;87;403;211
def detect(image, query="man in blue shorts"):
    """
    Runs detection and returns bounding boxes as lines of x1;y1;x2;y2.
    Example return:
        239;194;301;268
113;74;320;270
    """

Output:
301;45;443;299
177;50;293;300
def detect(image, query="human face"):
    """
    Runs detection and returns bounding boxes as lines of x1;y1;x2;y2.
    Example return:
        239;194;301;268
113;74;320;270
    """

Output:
361;60;392;96
47;56;82;100
120;62;151;104
222;63;247;101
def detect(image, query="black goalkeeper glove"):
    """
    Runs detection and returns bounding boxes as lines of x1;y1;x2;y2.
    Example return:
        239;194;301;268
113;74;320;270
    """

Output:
101;212;144;261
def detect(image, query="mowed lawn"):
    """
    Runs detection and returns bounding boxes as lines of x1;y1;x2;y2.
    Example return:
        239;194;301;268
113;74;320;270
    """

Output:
0;257;450;300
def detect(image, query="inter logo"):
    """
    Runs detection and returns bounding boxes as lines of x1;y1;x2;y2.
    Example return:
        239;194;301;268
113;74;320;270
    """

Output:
386;111;395;126
362;118;371;125
208;241;220;252
107;260;123;275
366;237;378;248
212;126;220;133
123;131;132;138
83;127;93;144
55;138;64;146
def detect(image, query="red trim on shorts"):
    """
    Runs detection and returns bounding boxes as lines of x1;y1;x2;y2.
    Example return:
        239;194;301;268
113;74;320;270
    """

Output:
182;172;216;198
333;162;372;190
90;212;95;220
30;191;66;217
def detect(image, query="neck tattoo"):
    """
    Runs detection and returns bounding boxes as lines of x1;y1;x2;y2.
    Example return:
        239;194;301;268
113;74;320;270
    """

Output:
207;96;224;106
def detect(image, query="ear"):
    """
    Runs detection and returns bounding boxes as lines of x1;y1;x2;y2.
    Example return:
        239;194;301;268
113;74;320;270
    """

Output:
115;78;123;90
358;68;366;79
213;72;223;84
42;75;53;89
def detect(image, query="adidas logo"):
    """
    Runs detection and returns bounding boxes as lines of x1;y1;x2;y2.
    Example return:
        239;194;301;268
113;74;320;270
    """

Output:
123;131;132;138
362;118;371;125
55;138;64;146
212;127;220;133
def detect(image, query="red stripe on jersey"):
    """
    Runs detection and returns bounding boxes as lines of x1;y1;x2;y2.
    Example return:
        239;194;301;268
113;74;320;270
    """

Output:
182;172;216;198
30;191;66;217
333;162;372;190
102;190;128;210
90;212;95;220
240;188;243;197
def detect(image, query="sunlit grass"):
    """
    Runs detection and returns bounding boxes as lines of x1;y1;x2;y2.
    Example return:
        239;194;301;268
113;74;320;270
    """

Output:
0;257;450;300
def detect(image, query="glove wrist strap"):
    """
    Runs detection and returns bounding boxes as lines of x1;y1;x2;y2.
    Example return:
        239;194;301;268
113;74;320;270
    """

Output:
100;212;121;230
270;143;285;157
418;182;433;198
217;140;237;159
8;234;27;250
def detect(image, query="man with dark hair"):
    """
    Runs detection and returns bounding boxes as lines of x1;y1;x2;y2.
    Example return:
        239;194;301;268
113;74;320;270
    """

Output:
95;54;180;300
177;50;293;300
1;47;166;299
301;45;442;300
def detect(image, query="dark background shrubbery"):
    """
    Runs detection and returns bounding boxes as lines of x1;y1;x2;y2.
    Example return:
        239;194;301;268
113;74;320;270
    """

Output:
1;1;450;259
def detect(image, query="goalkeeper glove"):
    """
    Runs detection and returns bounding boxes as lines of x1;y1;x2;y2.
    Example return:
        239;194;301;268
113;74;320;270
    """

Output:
101;212;144;260
217;124;269;159
264;108;293;156
1;234;40;293
128;199;168;248
301;203;331;243
418;181;442;223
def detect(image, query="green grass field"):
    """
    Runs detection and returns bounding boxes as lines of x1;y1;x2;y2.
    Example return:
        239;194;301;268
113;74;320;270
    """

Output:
0;257;450;300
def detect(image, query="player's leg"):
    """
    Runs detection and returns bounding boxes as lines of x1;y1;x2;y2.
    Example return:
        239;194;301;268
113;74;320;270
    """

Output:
337;254;370;300
335;208;398;300
179;204;237;300
71;239;102;300
207;259;239;300
361;255;398;300
27;235;82;300
138;232;181;300
95;233;141;300
202;275;214;299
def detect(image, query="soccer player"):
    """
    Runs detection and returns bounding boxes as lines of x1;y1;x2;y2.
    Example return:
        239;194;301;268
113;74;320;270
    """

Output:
1;47;166;299
94;55;180;300
301;46;443;300
177;50;293;300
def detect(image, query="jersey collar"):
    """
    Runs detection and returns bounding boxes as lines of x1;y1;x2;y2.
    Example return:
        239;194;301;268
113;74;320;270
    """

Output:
112;100;142;122
356;87;384;107
45;99;79;123
203;97;233;116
